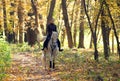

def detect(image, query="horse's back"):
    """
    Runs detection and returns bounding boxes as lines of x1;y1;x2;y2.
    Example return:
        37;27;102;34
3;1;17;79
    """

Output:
51;32;58;39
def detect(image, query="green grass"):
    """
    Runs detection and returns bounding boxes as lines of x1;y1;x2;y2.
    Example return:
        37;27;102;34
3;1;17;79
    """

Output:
55;48;120;81
0;38;11;80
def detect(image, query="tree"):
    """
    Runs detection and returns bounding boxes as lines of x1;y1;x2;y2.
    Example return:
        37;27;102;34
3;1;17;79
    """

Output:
73;0;79;47
83;0;103;61
47;0;56;26
31;0;39;28
2;0;7;39
18;0;24;43
104;0;120;59
61;0;73;48
31;0;39;46
7;2;16;43
101;3;110;60
78;0;85;48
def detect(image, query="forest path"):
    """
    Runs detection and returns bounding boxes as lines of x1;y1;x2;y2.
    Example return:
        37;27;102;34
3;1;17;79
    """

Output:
5;51;61;81
4;49;120;81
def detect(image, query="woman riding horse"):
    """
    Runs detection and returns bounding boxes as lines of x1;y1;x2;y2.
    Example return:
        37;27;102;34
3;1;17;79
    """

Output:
42;18;63;51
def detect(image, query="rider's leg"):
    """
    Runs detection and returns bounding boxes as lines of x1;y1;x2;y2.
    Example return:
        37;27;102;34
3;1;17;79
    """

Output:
57;39;63;51
42;36;51;50
42;39;47;50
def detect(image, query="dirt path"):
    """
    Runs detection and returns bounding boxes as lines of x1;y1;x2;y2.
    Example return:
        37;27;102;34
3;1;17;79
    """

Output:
5;52;61;81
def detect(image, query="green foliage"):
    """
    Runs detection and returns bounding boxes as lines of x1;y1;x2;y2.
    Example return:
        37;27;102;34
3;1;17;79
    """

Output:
11;42;41;53
12;43;31;52
17;43;31;52
0;38;11;80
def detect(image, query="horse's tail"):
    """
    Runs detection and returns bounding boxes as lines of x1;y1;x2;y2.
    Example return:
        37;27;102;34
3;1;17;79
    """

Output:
37;35;46;42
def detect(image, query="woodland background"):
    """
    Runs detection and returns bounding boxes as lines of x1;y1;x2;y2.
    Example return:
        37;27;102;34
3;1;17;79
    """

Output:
0;0;120;81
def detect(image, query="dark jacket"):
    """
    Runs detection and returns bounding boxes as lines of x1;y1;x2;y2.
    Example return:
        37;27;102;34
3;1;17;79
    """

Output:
46;23;57;36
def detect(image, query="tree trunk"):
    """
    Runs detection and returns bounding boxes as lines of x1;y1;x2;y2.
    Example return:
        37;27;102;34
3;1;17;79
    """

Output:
47;0;56;26
78;0;85;48
73;0;79;47
62;0;73;48
31;0;39;28
112;30;114;54
89;34;93;48
2;0;7;39
70;0;76;27
73;10;78;47
83;0;103;61
31;0;38;46
18;0;24;43
8;2;16;43
61;27;65;46
101;8;110;60
104;0;120;59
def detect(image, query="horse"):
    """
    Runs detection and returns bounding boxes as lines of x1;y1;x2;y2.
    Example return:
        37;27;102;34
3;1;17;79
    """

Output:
41;31;59;70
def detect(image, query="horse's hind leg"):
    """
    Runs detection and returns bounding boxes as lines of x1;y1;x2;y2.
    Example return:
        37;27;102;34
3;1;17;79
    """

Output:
53;53;56;69
49;54;52;68
49;60;52;68
49;53;54;70
53;60;55;69
41;52;46;70
50;53;55;69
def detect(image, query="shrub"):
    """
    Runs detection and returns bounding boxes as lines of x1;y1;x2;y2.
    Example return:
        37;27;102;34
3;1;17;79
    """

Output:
0;38;11;80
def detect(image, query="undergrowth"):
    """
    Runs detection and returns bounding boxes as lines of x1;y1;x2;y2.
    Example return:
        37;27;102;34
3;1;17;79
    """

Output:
0;38;11;80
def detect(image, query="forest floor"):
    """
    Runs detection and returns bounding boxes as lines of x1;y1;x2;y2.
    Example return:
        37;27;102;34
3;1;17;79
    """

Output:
4;51;61;81
3;47;120;81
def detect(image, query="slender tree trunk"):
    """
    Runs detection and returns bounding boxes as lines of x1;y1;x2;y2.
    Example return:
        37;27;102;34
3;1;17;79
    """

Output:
73;0;79;47
8;2;16;43
101;8;110;60
57;4;62;35
62;0;73;48
47;0;56;26
112;30;114;54
89;1;97;49
13;0;19;43
31;0;38;45
70;0;76;27
78;0;85;48
61;27;65;46
31;0;39;28
83;0;98;60
2;0;7;39
89;34;93;48
18;0;24;43
73;9;78;47
104;0;120;59
83;0;103;61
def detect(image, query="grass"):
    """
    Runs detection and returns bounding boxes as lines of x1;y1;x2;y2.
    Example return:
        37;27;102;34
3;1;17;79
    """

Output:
3;42;120;81
55;48;120;81
0;38;11;80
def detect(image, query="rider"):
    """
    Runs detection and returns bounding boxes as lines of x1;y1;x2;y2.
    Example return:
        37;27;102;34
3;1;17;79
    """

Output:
42;18;63;51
